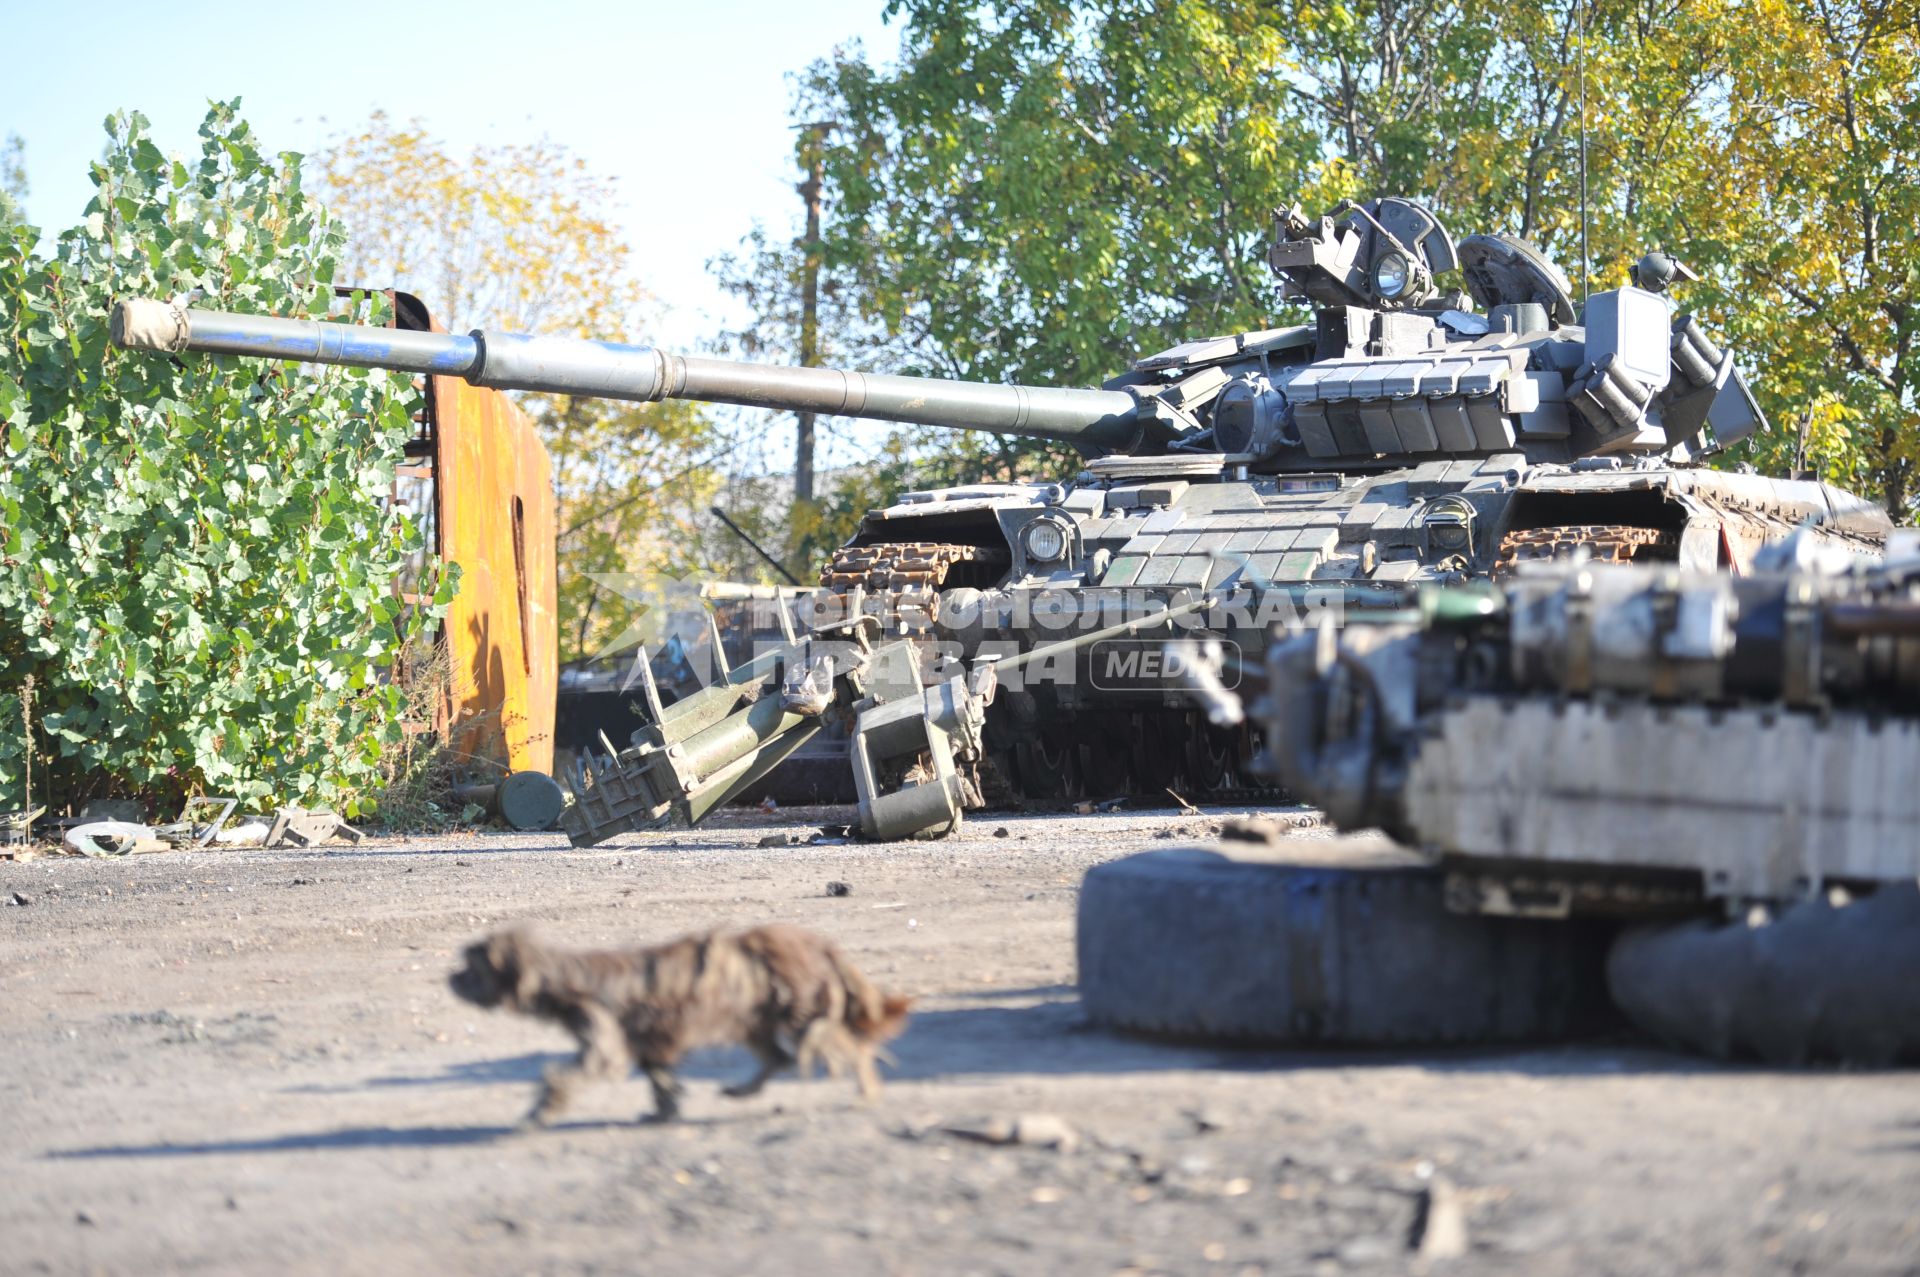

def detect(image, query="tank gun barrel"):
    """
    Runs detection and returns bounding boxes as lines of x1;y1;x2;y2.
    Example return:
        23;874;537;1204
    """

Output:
110;299;1146;450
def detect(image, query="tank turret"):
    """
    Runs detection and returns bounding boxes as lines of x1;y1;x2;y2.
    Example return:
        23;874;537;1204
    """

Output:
112;197;1768;473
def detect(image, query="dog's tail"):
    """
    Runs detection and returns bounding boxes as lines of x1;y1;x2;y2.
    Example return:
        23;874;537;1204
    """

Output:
829;947;913;1045
797;946;913;1098
798;940;910;1067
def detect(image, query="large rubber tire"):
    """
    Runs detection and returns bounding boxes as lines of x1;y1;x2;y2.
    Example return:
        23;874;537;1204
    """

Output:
1607;882;1920;1066
1077;840;1615;1045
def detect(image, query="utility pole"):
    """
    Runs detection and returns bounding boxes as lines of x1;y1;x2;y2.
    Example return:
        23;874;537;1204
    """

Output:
793;122;832;507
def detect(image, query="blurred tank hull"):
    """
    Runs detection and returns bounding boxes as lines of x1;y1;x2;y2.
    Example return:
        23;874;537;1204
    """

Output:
1256;535;1920;910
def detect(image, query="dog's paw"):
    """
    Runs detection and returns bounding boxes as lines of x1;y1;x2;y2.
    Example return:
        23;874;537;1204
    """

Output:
721;1081;765;1099
515;1107;559;1133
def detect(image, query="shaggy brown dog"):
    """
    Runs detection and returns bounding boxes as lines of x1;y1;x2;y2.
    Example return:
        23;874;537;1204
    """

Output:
448;924;911;1125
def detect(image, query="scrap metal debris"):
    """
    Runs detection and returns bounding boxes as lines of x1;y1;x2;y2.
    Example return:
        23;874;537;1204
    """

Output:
60;798;280;855
2;806;45;849
64;822;167;857
939;1113;1081;1154
154;796;239;848
263;808;364;849
1166;788;1202;817
1410;1174;1470;1260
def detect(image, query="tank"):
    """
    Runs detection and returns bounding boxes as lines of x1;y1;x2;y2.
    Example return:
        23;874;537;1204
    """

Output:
1251;529;1920;911
111;196;1891;842
1138;527;1920;1064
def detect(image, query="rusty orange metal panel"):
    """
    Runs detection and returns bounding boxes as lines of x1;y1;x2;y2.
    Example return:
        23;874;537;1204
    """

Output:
431;373;558;775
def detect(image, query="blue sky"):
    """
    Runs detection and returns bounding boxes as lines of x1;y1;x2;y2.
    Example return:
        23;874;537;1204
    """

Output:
0;0;901;351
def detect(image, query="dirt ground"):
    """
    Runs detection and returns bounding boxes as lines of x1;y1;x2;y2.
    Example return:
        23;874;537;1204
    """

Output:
3;804;1917;1276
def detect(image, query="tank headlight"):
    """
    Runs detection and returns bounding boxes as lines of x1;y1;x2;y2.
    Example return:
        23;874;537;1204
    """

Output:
1372;251;1411;300
1022;517;1069;563
1422;496;1477;556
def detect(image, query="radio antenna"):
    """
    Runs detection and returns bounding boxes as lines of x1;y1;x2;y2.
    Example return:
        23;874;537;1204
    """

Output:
1577;0;1590;302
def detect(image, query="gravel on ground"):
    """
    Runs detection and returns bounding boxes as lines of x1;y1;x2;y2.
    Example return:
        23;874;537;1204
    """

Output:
3;804;1916;1275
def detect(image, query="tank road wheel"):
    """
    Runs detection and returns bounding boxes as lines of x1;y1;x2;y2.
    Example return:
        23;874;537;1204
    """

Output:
1077;841;1615;1044
1492;524;1678;577
1130;717;1181;795
1607;884;1920;1067
1183;716;1241;796
1082;734;1134;802
1014;733;1084;801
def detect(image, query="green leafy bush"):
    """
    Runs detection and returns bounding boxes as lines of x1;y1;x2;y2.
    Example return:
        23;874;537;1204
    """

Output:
0;102;447;812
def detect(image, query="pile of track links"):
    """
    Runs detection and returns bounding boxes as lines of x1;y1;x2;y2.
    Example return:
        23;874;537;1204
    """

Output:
1077;833;1920;1067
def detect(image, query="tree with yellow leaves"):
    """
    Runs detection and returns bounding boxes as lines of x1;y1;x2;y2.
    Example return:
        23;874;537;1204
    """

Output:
1696;0;1920;512
0;133;26;229
310;114;721;658
799;0;1918;515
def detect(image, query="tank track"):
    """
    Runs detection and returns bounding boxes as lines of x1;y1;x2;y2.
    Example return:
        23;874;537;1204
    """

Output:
1492;523;1678;576
817;541;1004;630
821;541;993;592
